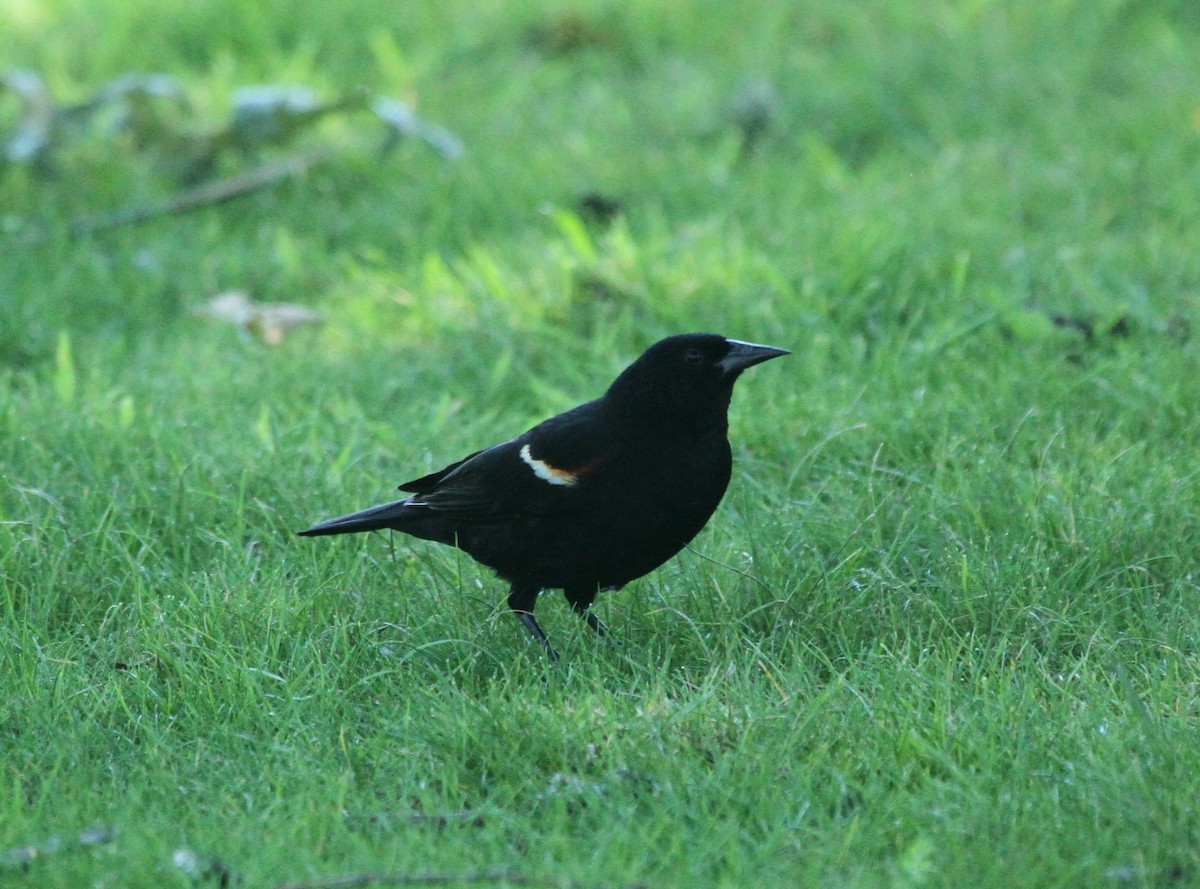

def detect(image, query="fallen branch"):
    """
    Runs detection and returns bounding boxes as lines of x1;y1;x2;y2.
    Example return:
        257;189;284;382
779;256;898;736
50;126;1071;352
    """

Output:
69;151;327;236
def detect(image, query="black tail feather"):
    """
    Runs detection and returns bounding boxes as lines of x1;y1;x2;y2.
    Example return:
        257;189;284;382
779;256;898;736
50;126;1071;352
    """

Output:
297;498;417;537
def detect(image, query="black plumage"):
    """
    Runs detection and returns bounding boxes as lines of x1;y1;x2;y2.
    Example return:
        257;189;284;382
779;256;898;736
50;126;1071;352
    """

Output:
299;333;788;660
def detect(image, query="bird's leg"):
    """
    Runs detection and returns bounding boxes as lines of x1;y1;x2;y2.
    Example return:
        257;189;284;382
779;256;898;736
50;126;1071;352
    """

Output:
565;588;607;637
508;585;558;662
514;612;558;663
579;609;608;637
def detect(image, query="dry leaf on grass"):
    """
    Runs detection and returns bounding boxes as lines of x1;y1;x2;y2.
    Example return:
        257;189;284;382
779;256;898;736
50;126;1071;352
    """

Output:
196;290;323;345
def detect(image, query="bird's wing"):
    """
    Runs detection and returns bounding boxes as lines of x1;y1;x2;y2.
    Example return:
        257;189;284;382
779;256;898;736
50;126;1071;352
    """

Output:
398;449;484;493
403;401;615;522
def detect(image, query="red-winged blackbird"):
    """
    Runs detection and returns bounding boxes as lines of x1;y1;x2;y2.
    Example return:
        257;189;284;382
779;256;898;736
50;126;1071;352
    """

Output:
299;333;788;661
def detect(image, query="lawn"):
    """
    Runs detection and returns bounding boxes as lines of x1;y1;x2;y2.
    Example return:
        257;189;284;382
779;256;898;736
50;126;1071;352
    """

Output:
3;1;1199;887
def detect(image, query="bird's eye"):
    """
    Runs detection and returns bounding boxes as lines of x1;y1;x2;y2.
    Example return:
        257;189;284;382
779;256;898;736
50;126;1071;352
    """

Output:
683;348;705;366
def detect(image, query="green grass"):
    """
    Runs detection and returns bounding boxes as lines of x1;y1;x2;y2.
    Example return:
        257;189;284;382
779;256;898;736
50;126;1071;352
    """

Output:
3;0;1200;886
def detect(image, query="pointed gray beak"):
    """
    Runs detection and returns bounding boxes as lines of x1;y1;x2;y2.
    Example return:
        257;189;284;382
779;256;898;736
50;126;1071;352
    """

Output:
719;339;790;375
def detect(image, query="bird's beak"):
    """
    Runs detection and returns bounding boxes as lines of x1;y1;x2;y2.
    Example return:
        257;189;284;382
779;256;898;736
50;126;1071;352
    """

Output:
719;339;790;375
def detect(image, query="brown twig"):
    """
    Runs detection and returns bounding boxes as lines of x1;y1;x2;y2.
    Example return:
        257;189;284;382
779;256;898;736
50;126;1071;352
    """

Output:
68;151;327;236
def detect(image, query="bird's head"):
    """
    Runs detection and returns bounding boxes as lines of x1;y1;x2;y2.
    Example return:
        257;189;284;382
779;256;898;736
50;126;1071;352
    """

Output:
605;333;789;431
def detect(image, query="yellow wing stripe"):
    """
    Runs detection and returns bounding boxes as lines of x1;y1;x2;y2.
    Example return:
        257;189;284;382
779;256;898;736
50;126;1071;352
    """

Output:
519;444;579;487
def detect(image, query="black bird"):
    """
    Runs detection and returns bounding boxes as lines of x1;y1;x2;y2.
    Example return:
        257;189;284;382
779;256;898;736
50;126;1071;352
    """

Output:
299;333;788;661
